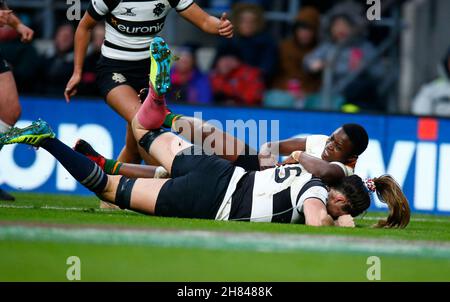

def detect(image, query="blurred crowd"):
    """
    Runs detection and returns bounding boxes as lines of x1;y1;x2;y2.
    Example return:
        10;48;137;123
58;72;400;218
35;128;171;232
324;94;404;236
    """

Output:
2;0;449;115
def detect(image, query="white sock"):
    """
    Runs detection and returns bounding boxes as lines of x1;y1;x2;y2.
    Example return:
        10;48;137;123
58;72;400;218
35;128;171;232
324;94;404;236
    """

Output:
0;119;12;134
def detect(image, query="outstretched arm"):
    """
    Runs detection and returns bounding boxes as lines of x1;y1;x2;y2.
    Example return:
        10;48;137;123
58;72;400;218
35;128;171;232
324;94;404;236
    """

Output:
179;3;233;38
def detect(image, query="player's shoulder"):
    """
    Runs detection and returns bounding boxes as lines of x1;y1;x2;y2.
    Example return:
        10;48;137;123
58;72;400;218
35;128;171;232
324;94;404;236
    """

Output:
296;178;328;207
306;134;328;142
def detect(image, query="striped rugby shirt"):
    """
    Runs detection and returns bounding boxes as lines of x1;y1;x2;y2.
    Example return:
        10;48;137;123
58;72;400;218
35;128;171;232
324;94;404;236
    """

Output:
215;164;328;224
214;134;356;223
87;0;193;61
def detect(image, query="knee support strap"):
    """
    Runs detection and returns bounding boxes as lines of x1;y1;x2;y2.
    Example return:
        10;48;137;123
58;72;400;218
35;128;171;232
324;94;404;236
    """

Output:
138;128;167;153
115;176;137;210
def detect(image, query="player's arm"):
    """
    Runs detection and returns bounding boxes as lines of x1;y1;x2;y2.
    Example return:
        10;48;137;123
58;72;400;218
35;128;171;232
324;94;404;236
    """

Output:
303;198;334;227
64;11;97;102
0;9;11;27
260;138;306;157
257;138;306;169
178;3;233;38
290;151;345;185
0;1;33;42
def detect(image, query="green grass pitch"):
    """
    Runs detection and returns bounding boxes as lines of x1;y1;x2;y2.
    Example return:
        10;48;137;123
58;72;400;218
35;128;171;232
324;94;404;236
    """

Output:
0;193;450;281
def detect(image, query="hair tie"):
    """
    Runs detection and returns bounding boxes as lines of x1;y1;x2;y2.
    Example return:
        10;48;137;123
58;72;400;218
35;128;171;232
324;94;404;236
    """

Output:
365;178;376;193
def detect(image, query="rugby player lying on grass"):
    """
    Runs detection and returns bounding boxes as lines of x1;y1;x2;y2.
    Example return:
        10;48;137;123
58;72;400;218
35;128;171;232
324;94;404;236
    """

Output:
0;119;410;228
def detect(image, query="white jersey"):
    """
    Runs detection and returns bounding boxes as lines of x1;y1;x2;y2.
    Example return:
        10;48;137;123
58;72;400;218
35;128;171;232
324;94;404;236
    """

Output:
215;165;328;224
305;135;354;176
87;0;193;61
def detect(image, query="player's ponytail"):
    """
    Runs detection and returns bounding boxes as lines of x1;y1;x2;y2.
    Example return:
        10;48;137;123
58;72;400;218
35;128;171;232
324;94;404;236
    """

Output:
366;175;410;228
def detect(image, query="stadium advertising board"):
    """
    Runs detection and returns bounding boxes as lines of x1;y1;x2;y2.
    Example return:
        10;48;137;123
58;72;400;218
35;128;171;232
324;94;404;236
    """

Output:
1;97;448;215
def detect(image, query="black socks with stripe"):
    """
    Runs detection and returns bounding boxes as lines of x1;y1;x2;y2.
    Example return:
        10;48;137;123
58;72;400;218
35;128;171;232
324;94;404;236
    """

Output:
40;138;108;193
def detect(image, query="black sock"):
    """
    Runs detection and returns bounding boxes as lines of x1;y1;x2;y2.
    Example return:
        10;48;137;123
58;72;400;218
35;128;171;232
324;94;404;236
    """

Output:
40;138;108;193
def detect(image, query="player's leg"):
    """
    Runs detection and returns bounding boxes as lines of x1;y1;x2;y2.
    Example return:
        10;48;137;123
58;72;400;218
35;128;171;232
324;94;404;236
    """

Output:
0;69;21;201
0;119;178;216
172;116;247;162
105;85;159;166
74;138;169;178
0;71;21;127
132;119;192;174
100;175;167;215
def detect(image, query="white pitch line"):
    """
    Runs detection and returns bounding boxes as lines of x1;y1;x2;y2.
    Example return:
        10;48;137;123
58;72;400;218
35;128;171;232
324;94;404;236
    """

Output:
1;224;450;259
0;204;107;212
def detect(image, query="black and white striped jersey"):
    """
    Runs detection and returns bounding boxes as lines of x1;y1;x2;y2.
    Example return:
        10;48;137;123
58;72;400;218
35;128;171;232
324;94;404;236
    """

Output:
87;0;193;61
215;165;328;224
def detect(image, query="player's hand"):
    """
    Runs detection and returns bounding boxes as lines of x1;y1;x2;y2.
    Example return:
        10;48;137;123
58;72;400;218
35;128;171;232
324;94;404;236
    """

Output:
258;152;277;170
64;73;81;103
218;12;233;38
335;215;355;228
279;156;297;166
16;23;34;43
279;151;302;166
0;10;12;27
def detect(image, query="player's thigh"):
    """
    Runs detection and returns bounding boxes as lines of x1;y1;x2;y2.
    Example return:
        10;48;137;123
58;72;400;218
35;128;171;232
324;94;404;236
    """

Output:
129;178;168;215
101;175;167;215
147;132;193;173
105;85;141;123
176;116;246;162
0;71;20;125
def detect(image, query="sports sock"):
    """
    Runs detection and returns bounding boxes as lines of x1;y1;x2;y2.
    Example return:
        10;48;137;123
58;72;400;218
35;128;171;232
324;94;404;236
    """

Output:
136;86;167;130
163;112;183;130
104;158;123;175
40;138;108;193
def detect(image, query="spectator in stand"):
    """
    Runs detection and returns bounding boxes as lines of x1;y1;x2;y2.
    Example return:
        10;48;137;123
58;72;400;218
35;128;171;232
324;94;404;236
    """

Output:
267;6;322;108
166;44;212;104
77;23;104;96
41;23;75;96
0;22;39;93
215;2;277;83
210;46;264;106
304;2;383;111
412;46;450;117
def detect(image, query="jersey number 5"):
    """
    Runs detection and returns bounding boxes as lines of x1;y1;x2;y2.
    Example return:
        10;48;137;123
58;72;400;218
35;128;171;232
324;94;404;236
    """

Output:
275;166;302;183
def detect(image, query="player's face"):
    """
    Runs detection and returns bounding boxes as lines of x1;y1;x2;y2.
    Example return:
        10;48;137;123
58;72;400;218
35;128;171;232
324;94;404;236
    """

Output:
326;189;349;218
322;128;354;163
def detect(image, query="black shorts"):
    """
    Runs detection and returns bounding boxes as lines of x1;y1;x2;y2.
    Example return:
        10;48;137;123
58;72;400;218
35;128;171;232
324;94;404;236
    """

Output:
0;51;10;74
155;146;236;219
233;144;261;171
96;55;150;99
